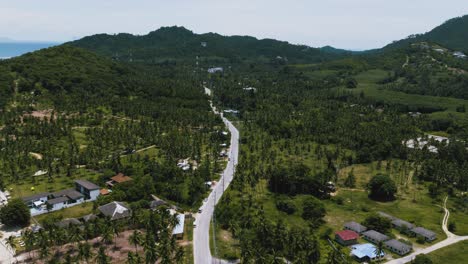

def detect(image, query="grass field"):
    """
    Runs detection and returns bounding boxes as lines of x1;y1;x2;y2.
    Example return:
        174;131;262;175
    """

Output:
34;202;94;223
8;168;101;199
426;240;468;263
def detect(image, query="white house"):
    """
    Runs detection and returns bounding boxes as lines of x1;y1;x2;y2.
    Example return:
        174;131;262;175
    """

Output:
74;179;100;201
172;213;186;239
208;67;223;73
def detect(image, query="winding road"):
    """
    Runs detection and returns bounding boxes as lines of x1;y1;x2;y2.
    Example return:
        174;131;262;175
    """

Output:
385;196;468;263
193;87;239;264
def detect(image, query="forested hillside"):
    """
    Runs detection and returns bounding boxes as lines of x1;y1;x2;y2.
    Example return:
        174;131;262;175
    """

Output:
70;26;350;64
382;15;468;52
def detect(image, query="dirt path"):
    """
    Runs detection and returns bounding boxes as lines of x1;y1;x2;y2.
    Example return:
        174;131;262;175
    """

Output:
385;196;468;263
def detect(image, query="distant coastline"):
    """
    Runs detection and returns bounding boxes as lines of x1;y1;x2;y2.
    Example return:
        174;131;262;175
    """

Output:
0;42;60;58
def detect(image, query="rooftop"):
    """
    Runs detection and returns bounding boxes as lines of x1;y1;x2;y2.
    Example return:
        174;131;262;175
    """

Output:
351;243;385;259
22;192;50;202
98;201;131;220
53;188;84;200
172;214;185;235
384;239;412;251
344;221;367;233
110;173;133;184
392;219;415;229
411;227;436;238
363;230;390;242
75;179;100;190
47;196;70;205
336;230;359;241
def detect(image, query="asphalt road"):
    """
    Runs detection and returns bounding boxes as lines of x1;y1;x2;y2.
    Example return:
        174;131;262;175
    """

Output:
193;87;239;264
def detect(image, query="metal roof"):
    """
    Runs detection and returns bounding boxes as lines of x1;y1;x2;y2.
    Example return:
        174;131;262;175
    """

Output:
21;192;50;202
172;214;185;235
47;196;69;205
75;179;100;190
344;221;368;233
351;243;385;259
363;230;390;242
384;239;412;252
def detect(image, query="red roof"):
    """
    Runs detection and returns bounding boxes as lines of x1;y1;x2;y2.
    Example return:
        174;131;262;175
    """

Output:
336;230;359;241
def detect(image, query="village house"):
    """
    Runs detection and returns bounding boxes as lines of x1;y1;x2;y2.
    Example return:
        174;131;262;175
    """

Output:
384;239;412;255
351;243;385;262
344;221;368;234
378;211;396;221
362;230;390;244
391;219;415;232
335;230;359;246
98;201;132;221
74;179;100;200
22;192;50;208
106;173;133;188
172;213;186;239
410;227;437;242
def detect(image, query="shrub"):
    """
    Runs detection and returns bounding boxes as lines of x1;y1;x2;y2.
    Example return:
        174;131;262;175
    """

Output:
276;198;296;215
368;174;397;201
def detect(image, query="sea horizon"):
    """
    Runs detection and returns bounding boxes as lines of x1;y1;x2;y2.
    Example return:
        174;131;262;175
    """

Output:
0;42;60;58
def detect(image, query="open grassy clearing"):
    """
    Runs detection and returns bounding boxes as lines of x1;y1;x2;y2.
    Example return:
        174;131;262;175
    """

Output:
426;240;468;263
34;202;94;223
8;168;101;199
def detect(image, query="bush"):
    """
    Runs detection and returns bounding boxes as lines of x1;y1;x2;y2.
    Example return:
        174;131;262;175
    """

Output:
301;196;326;223
362;214;391;234
276;198;296;215
413;254;432;264
0;198;31;227
368;174;397;201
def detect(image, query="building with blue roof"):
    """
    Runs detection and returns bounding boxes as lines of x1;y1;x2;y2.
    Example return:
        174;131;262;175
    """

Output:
351;243;385;262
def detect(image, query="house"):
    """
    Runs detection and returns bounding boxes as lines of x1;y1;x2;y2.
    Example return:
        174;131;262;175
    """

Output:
453;51;467;59
172;214;185;239
75;179;100;200
56;218;82;228
22;192;50;208
207;67;223;73
106;173;133;188
46;196;70;211
384;239;412;255
410;227;436;242
351;243;385;262
98;201;132;221
150;196;167;210
335;230;359;246
344;221;367;234
53;189;84;204
378;211;396;221
391;219;415;232
362;230;390;244
81;214;98;222
100;189;111;196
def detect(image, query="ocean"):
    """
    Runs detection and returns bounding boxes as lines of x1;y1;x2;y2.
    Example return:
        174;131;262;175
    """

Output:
0;42;60;59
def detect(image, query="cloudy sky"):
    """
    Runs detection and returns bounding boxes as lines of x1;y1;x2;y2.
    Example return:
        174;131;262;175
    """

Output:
1;0;467;50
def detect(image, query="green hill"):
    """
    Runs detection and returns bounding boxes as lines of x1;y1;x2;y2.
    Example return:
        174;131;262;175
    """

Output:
69;26;350;64
382;15;468;52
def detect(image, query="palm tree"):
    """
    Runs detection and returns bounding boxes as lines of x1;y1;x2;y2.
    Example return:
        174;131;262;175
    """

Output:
100;224;114;245
374;241;385;261
23;229;36;260
5;236;16;252
78;242;92;264
110;221;121;248
144;233;158;264
129;230;142;253
96;246;110;264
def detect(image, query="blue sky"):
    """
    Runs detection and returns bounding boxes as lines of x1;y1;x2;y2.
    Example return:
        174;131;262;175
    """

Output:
1;0;467;50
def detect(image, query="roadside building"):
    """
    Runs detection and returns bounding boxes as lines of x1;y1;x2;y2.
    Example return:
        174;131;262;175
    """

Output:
74;179;100;200
335;230;359;246
46;196;71;211
362;230;390;244
98;201;132;221
410;227;437;242
344;221;367;234
172;213;186;239
351;243;385;262
384;239;412;255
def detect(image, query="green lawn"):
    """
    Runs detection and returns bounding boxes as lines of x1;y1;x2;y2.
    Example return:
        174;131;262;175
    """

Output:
34;202;94;223
8;168;101;199
210;222;241;260
426;240;468;263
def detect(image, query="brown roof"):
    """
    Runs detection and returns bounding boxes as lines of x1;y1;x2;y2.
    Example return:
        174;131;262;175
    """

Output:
100;189;111;195
111;173;133;183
